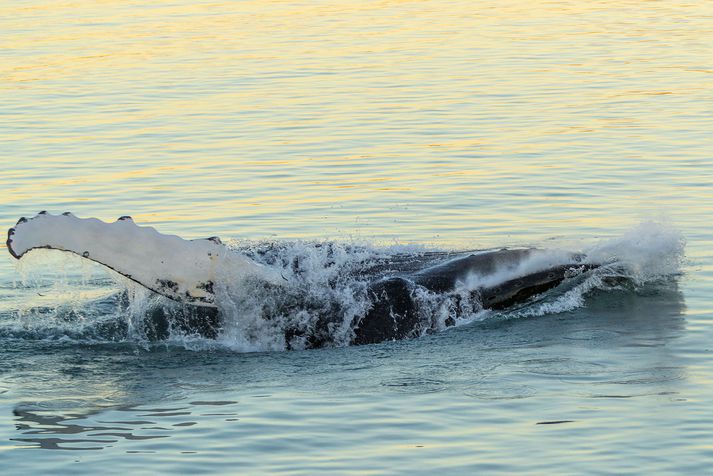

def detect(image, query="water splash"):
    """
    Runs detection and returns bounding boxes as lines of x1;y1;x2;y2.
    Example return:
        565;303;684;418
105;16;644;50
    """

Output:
508;221;685;319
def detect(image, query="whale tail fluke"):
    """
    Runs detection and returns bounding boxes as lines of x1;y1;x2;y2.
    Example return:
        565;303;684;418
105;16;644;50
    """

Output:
6;212;283;307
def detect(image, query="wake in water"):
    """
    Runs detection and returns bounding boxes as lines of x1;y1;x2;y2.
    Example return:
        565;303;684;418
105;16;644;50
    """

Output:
2;215;684;352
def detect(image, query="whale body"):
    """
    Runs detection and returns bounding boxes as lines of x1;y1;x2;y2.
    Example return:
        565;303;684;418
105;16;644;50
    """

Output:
7;212;600;347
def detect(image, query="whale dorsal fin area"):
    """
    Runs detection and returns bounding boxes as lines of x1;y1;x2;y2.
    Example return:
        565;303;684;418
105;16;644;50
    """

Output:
6;213;282;307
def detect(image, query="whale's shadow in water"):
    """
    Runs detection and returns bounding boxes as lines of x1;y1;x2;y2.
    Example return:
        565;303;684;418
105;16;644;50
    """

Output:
6;280;687;451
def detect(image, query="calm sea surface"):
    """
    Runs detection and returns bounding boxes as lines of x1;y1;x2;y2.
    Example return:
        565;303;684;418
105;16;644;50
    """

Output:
1;0;712;473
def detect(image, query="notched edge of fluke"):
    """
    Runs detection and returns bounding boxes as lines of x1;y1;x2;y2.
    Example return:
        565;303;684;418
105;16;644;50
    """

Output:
6;227;19;259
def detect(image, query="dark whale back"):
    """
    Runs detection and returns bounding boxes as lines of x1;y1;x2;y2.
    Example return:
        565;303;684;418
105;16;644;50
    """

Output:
351;249;596;345
412;249;534;293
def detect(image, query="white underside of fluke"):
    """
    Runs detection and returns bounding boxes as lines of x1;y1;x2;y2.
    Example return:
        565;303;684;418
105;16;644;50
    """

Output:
6;212;284;307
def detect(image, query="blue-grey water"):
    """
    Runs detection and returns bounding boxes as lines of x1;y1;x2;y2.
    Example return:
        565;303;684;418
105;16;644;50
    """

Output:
1;0;712;473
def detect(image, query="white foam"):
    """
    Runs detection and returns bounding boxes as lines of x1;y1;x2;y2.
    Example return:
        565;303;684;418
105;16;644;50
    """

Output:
584;221;685;282
507;222;685;319
212;241;384;351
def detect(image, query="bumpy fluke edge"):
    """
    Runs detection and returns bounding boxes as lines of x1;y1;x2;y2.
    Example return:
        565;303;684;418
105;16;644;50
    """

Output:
6;212;283;307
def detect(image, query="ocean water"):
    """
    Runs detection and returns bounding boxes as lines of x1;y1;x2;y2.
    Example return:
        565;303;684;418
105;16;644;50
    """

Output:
1;0;712;473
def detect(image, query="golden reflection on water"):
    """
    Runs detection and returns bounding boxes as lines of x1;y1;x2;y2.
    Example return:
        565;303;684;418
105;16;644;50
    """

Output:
0;0;711;247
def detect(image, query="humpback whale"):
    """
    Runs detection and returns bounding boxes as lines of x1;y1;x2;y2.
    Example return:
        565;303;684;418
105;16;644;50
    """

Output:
7;212;601;347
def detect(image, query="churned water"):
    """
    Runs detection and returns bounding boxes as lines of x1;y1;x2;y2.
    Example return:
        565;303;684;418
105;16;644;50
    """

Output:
1;0;711;473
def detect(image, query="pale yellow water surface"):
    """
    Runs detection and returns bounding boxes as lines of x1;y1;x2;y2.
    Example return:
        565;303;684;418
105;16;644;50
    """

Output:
0;0;712;473
1;0;710;242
